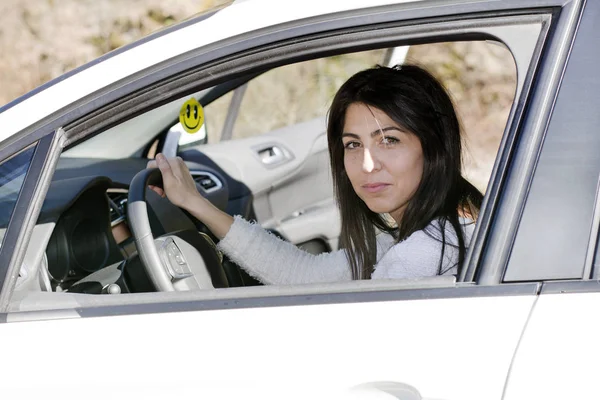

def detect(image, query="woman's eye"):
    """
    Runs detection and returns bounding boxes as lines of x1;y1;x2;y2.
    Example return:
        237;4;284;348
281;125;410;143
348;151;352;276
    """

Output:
381;136;399;146
343;141;361;150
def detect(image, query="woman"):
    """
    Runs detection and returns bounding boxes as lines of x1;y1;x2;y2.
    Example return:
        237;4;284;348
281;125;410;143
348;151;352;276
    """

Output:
149;64;483;284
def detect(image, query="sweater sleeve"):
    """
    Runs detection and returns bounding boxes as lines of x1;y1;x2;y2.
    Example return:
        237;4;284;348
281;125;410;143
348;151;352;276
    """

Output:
216;215;352;285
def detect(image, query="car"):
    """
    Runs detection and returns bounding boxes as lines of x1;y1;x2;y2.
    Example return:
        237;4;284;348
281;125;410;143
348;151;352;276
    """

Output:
0;0;598;399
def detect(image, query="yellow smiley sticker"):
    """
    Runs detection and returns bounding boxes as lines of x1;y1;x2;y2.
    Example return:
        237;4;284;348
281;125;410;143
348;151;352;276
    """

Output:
179;98;204;134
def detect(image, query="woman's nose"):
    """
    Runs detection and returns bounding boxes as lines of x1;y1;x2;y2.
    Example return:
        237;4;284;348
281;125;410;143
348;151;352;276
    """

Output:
362;148;381;173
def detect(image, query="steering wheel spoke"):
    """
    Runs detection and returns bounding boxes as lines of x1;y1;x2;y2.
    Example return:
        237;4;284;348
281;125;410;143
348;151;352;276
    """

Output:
155;235;214;290
127;168;228;291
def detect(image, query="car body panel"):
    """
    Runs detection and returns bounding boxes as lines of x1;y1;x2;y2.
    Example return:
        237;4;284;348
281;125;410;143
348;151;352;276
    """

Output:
2;292;536;400
504;291;600;400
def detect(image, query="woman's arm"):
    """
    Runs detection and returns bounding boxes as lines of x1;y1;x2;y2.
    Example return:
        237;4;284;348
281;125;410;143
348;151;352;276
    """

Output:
217;216;351;284
148;153;351;285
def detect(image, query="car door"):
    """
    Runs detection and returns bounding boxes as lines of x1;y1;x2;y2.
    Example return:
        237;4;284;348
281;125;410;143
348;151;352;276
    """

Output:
501;1;600;398
0;1;572;399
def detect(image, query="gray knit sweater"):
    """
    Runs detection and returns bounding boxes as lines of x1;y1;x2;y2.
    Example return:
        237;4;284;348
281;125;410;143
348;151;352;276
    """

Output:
217;215;475;285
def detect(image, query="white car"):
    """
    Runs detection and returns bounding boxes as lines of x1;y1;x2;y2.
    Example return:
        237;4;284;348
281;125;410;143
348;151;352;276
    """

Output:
0;0;598;399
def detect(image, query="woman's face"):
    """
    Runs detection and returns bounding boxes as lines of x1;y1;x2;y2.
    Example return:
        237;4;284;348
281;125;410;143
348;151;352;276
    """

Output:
342;102;424;223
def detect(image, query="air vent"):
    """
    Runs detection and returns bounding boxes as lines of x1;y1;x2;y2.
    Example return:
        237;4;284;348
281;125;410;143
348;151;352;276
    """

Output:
196;175;217;190
190;170;222;193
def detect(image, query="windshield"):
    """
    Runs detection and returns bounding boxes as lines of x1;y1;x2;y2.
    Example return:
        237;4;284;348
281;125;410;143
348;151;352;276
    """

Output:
0;146;35;202
0;145;36;236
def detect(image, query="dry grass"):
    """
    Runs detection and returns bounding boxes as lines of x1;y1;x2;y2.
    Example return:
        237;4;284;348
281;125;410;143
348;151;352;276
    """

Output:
0;0;226;106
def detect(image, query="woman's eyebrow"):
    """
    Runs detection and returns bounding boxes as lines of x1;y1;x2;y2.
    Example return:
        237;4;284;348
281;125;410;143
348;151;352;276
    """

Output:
342;126;403;139
370;126;402;137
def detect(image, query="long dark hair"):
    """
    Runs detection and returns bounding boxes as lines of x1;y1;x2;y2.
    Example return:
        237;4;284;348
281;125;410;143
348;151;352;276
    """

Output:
327;64;482;280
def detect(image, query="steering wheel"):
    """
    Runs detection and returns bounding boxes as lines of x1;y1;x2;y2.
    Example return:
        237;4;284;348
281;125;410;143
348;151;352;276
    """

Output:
127;168;228;291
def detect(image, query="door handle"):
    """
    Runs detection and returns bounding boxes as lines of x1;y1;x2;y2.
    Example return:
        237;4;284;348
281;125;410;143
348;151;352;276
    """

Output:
257;145;287;165
252;142;294;168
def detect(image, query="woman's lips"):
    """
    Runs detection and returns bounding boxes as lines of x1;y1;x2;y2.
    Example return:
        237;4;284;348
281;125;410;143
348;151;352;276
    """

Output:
362;183;390;193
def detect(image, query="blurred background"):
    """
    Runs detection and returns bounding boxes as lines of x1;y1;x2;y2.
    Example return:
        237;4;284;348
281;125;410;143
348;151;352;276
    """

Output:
0;0;516;191
0;0;227;105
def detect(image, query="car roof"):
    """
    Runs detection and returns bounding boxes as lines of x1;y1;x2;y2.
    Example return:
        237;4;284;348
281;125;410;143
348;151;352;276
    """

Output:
0;0;438;145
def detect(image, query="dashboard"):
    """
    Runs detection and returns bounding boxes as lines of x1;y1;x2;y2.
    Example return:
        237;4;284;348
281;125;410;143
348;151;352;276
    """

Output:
36;153;246;293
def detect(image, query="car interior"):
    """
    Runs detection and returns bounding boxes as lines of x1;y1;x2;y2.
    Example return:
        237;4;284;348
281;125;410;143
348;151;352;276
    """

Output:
1;39;518;311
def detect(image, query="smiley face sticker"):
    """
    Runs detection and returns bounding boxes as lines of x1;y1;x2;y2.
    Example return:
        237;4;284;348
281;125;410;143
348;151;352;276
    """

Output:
179;98;204;134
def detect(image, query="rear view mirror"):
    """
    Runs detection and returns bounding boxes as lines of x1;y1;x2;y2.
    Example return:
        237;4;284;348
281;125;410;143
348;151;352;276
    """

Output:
175;122;208;148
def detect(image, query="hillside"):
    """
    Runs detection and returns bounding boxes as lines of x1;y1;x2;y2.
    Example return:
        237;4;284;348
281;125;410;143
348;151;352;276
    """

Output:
0;0;225;105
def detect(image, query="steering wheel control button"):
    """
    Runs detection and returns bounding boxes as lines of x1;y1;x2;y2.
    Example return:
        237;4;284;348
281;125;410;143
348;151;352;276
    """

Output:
159;237;193;280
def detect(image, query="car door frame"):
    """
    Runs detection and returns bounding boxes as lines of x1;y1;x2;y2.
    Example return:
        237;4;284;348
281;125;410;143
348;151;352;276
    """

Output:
0;1;583;308
0;0;581;306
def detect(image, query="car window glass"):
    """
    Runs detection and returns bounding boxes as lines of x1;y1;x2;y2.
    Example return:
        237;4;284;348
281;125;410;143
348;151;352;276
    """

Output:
0;145;36;249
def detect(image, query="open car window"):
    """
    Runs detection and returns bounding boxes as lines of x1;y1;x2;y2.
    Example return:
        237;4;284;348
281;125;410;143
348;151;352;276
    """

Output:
13;38;517;302
3;9;550;316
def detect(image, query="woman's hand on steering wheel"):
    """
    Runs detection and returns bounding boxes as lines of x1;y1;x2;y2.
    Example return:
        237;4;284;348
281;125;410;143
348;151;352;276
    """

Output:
147;153;204;210
147;153;234;240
